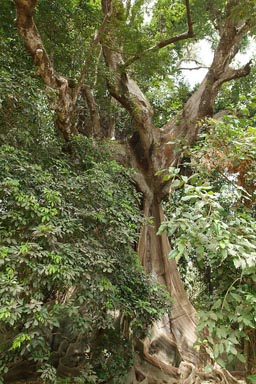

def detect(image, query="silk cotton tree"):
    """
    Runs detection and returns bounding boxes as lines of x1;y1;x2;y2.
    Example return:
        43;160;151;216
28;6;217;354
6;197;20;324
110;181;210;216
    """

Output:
13;0;256;382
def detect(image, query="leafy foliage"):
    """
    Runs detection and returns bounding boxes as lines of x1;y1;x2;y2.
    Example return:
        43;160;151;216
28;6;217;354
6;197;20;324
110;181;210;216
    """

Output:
0;2;60;159
0;143;169;382
36;0;102;78
159;112;256;370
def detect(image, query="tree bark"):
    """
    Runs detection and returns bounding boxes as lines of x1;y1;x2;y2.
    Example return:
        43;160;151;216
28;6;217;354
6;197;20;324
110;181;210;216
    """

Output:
138;196;198;364
99;0;252;377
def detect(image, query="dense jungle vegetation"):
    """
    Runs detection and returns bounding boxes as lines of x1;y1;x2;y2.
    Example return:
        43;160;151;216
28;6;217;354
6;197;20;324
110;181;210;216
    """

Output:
0;0;255;383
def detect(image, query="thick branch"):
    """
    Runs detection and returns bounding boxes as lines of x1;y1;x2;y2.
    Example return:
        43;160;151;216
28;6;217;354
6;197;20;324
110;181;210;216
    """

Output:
101;0;253;192
81;85;101;136
14;0;78;140
101;0;158;158
14;0;113;140
123;0;194;68
216;60;252;86
155;0;253;180
14;0;65;89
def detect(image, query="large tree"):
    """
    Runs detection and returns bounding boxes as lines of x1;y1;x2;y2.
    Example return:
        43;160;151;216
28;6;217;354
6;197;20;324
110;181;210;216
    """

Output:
9;0;256;382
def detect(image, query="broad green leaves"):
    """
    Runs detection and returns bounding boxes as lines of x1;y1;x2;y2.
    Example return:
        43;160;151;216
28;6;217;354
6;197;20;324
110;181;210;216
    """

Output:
0;143;170;382
159;112;256;370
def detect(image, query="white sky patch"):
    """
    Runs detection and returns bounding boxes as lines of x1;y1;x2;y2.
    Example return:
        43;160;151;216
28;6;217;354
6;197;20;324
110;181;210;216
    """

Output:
180;39;213;87
143;0;157;23
181;38;256;88
233;38;256;66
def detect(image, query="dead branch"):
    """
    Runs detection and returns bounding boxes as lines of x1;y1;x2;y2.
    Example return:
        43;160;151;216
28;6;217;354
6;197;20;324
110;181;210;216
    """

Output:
178;58;210;71
178;58;210;66
179;66;209;71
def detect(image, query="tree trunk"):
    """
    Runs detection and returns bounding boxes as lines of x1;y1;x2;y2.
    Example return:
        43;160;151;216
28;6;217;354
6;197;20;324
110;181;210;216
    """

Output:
138;196;198;364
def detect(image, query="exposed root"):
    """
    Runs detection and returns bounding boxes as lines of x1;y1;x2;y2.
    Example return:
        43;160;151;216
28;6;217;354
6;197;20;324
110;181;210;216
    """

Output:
129;353;245;384
143;349;179;377
136;337;179;378
196;366;243;384
178;362;199;384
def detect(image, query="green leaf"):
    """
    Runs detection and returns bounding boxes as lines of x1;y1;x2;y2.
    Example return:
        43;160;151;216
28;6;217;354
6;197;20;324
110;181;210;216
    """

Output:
209;312;218;321
168;249;179;259
237;353;246;364
248;376;256;384
11;334;31;350
170;179;182;188
157;222;167;235
216;357;226;368
181;195;199;201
